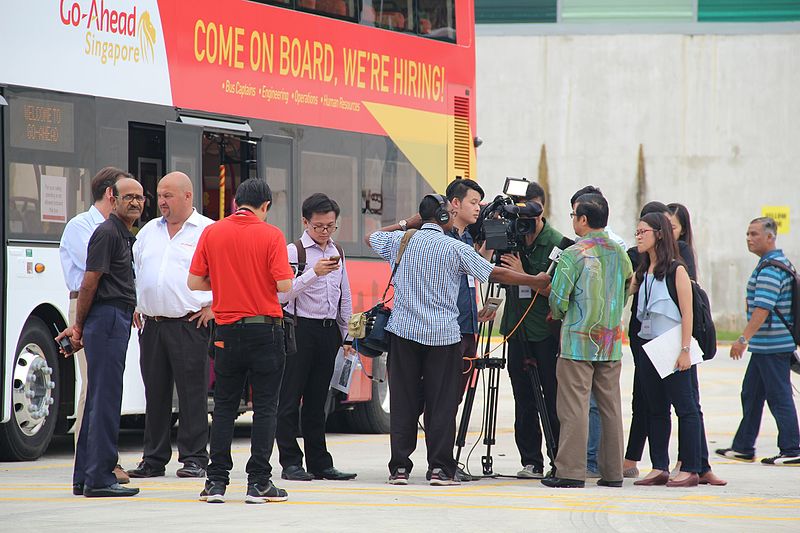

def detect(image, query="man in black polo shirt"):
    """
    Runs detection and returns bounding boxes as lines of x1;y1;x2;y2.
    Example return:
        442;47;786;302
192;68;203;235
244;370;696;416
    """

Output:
58;177;143;498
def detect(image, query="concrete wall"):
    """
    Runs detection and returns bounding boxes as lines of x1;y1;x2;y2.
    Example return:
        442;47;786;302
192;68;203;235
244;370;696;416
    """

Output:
475;32;800;330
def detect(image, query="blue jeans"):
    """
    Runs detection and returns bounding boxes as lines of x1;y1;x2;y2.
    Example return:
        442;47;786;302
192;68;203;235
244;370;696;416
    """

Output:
73;303;132;488
207;322;286;485
732;353;800;456
587;393;601;472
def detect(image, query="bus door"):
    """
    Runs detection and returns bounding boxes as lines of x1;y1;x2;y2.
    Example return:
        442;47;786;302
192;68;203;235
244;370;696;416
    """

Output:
258;134;294;239
165;121;203;213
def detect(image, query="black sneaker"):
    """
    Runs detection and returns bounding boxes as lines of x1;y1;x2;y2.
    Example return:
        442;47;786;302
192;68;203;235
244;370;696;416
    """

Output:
176;462;207;478
455;467;474;482
245;480;289;504
127;461;166;478
761;453;800;466
388;468;409;485
429;468;460;486
715;448;755;463
199;481;226;503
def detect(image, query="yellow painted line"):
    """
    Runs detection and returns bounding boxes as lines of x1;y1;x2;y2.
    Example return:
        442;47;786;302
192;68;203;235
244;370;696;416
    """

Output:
0;496;797;522
4;483;800;510
0;461;74;471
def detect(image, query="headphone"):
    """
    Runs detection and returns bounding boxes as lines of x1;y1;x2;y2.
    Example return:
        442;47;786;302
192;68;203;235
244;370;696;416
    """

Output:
425;194;450;224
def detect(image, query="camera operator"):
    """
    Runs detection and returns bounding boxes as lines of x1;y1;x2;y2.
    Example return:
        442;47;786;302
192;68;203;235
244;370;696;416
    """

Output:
444;179;496;481
366;194;551;486
497;182;566;479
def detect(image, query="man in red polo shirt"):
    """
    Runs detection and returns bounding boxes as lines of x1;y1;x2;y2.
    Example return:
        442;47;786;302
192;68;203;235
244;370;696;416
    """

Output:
188;178;294;504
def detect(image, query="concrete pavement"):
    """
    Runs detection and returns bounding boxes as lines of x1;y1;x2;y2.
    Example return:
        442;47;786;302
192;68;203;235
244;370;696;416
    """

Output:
2;347;799;532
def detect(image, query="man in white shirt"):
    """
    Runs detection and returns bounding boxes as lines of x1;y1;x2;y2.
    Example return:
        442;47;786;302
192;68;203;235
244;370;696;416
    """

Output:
59;166;131;485
127;172;214;479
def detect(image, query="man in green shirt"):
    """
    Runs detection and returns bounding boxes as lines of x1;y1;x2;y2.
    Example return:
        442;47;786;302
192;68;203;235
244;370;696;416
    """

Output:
498;182;565;479
542;193;632;489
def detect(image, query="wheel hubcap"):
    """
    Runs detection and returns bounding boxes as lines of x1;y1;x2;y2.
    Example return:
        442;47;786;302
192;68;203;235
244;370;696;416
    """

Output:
12;344;55;436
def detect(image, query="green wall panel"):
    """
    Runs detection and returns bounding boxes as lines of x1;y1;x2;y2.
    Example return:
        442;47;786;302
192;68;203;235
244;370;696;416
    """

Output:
699;0;800;22
561;0;694;22
475;0;557;23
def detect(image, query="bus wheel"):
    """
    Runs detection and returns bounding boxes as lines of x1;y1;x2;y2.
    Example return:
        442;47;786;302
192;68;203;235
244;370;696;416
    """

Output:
0;318;59;461
345;355;390;434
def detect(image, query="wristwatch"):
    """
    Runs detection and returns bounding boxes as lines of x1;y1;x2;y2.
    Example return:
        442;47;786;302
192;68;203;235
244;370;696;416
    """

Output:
737;335;748;345
398;219;407;231
680;346;691;353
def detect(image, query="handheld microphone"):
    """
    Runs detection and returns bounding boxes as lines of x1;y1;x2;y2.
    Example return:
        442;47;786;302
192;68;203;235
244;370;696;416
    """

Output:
546;237;575;275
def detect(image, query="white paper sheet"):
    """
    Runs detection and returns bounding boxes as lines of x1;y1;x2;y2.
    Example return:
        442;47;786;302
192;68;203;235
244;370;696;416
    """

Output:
642;324;704;379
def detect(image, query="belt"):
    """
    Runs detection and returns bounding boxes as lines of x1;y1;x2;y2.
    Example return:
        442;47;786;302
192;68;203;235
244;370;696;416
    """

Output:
297;317;337;328
234;315;283;326
69;291;79;299
145;312;195;322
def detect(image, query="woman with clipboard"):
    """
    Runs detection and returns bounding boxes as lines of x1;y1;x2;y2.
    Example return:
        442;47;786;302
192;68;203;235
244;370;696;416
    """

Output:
630;213;722;488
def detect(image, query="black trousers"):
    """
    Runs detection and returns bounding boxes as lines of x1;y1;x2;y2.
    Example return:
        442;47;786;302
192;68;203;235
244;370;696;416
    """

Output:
624;337;649;462
507;336;560;470
276;318;341;472
73;303;132;488
139;318;210;468
207;323;285;485
639;354;705;473
387;333;461;477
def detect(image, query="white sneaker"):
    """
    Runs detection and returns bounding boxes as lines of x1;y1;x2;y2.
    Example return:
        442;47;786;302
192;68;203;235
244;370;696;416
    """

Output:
761;453;800;466
517;465;544;479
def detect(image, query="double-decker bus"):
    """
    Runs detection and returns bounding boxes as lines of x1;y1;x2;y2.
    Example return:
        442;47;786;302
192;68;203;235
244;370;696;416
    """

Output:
0;0;476;460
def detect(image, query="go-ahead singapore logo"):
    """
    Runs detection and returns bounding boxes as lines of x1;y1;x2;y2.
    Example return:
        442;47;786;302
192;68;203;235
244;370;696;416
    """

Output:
60;0;157;65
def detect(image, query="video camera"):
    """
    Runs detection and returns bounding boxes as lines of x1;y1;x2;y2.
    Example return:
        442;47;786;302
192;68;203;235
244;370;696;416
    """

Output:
469;178;543;253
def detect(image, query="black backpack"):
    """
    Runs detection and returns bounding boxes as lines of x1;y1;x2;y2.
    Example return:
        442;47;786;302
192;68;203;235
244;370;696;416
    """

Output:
755;259;800;347
665;262;717;360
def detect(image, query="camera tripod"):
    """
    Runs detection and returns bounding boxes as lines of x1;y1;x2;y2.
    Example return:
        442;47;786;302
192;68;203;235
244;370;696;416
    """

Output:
454;281;559;478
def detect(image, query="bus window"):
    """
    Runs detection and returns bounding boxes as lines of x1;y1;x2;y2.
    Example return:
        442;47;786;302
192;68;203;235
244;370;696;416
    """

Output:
363;135;432;247
361;0;414;32
7;163;91;239
298;128;360;249
4;90;95;242
308;0;357;19
417;0;456;41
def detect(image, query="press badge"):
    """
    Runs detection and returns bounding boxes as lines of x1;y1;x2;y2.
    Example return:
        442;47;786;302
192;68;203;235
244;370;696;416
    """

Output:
468;275;476;288
640;318;653;336
519;286;532;299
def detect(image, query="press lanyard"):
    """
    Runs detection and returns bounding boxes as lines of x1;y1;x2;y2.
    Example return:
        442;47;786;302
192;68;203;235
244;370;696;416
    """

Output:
637;272;656;336
642;273;656;312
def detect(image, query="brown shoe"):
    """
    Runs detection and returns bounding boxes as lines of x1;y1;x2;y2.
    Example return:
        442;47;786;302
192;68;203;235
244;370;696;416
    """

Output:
699;471;727;486
114;464;130;485
633;471;669;486
666;473;699;487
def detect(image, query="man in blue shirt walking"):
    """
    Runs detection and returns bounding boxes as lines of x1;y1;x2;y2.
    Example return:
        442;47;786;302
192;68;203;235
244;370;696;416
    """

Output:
716;217;800;465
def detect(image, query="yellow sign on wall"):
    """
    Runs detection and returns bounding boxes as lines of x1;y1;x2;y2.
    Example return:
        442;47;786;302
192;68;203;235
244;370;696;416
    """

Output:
761;206;790;235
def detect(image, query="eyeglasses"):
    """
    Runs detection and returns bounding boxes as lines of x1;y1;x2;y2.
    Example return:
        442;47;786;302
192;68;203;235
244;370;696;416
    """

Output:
117;194;146;204
634;229;655;237
310;223;338;234
569;212;577;218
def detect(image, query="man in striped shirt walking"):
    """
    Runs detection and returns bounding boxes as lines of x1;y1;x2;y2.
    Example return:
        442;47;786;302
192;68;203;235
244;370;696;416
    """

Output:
368;194;551;486
716;217;800;466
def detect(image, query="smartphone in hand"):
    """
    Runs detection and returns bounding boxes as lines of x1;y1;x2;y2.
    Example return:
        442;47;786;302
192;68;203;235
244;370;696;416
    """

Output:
328;255;341;264
483;297;503;313
57;334;75;355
